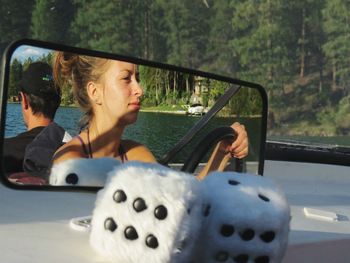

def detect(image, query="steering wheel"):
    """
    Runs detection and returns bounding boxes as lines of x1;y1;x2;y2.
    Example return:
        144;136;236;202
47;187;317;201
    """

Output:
181;126;244;174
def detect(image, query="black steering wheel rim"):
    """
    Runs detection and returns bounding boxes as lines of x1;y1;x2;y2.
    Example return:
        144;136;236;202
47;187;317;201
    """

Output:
181;126;244;174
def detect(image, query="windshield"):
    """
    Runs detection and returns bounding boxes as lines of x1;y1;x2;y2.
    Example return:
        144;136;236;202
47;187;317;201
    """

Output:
1;0;349;147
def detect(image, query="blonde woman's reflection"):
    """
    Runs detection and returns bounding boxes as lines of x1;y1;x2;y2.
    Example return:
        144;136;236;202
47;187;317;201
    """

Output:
52;52;248;180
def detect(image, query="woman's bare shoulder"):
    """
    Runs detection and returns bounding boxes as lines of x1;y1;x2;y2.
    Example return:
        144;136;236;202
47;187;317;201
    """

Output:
52;137;86;165
122;139;157;163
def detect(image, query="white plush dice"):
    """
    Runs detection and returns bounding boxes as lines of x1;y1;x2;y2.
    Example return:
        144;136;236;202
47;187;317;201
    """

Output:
196;172;290;263
90;161;204;263
49;158;121;186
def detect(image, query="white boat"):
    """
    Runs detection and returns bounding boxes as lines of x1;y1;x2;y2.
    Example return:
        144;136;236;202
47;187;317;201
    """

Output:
0;159;349;262
187;103;205;115
1;2;349;260
1;39;350;263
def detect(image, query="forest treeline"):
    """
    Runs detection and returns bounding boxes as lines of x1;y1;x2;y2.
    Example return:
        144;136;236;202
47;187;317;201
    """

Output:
1;0;349;135
9;53;263;118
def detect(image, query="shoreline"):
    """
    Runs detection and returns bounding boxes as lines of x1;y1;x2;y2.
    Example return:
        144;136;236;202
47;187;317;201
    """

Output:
140;109;262;118
7;101;261;118
140;109;187;115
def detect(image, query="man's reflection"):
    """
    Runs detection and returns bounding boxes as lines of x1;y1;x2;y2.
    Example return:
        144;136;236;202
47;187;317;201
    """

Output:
4;62;70;184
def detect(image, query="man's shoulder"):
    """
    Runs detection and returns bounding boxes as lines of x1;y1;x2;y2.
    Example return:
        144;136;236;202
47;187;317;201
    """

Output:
3;128;46;174
4;127;45;146
27;122;72;147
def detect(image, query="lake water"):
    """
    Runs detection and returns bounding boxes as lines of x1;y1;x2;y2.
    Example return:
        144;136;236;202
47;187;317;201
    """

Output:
5;103;263;162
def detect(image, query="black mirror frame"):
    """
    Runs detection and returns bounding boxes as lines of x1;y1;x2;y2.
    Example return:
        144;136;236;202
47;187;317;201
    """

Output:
0;39;268;192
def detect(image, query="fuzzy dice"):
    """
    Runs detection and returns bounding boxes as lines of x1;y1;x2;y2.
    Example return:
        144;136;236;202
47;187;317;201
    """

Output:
89;161;205;263
83;161;290;263
196;171;290;263
49;157;120;186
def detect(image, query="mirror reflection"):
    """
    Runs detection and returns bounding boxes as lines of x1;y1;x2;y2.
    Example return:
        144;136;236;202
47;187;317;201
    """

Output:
3;44;264;187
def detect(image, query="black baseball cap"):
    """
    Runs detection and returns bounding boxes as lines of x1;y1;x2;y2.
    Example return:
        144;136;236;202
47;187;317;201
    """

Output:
19;62;60;99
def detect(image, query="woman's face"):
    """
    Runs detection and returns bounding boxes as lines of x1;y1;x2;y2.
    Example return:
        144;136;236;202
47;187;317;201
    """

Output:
98;60;143;126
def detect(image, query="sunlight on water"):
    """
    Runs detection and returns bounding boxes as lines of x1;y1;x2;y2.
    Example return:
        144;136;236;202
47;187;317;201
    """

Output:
5;104;82;137
5;104;27;136
5;104;262;162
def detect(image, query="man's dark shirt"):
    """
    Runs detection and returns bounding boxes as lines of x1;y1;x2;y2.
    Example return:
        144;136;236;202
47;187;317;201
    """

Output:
3;126;45;175
23;122;68;179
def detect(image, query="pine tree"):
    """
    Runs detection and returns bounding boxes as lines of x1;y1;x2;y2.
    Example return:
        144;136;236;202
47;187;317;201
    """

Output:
160;0;211;68
71;0;145;56
204;0;237;75
323;0;350;91
30;0;75;43
231;0;291;91
0;0;35;51
146;0;168;61
8;59;23;97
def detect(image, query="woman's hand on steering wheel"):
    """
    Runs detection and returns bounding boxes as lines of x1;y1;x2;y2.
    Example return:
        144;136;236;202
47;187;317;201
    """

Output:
219;122;248;159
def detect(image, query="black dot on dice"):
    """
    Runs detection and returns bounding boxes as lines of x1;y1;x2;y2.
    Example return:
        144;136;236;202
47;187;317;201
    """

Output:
145;234;159;249
133;198;147;212
65;173;79;185
233;254;249;263
239;228;255;241
215;251;229;262
260;231;275;243
228;179;240;186
255;255;270;263
204;204;211;217
154;205;167;220
124;226;138;240
104;217;117;232
258;194;270;202
220;224;235;237
113;190;127;203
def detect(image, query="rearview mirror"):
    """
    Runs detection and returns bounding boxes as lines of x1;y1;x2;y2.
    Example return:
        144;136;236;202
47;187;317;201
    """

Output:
0;39;267;189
